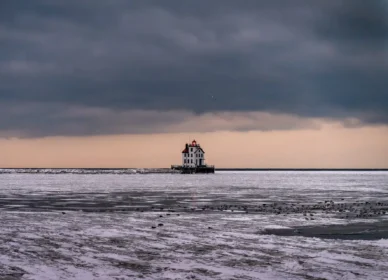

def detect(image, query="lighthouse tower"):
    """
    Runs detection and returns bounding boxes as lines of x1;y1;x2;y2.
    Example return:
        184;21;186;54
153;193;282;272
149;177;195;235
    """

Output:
182;140;205;167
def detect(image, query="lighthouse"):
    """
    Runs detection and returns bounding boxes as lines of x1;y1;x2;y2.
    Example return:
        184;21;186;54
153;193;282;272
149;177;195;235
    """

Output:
171;140;215;173
182;140;205;167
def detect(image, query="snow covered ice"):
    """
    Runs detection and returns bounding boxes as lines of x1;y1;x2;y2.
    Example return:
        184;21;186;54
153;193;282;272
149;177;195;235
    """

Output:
0;170;388;279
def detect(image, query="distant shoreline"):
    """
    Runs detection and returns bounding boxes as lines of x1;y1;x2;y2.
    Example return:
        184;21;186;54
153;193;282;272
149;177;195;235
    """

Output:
0;168;387;172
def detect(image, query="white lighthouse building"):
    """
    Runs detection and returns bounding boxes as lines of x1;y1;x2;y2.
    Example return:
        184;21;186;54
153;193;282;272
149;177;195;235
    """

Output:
171;139;214;173
181;140;205;167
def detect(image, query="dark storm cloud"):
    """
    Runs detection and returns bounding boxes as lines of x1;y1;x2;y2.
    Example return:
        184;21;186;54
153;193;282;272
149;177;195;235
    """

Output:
0;0;387;136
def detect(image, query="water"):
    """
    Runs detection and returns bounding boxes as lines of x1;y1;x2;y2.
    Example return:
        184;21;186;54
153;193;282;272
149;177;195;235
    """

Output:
0;170;387;279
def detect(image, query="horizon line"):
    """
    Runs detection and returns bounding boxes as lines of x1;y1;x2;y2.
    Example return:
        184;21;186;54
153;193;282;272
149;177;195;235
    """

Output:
0;167;388;171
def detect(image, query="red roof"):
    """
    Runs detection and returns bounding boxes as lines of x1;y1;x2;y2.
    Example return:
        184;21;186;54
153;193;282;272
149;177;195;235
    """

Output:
189;140;199;147
182;140;203;152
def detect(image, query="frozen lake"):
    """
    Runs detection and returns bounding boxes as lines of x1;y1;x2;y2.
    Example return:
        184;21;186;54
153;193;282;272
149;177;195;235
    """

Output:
0;170;387;279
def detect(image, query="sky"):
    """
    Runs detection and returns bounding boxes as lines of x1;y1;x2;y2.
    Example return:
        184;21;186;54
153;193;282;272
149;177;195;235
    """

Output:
0;0;387;168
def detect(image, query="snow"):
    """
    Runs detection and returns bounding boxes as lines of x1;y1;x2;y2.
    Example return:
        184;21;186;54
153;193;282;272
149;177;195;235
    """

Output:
264;225;292;230
0;170;387;279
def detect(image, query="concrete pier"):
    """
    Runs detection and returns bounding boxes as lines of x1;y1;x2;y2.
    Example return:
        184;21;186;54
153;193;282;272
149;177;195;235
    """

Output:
171;165;215;174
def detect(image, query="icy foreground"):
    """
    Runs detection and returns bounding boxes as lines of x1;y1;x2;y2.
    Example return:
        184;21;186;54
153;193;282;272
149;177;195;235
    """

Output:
0;171;388;279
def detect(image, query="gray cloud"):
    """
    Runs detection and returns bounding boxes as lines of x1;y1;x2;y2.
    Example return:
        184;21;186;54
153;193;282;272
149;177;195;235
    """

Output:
0;102;322;138
0;0;387;137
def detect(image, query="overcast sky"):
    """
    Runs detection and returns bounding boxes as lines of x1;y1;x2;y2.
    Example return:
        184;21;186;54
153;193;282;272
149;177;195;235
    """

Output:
1;1;387;167
1;0;387;137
